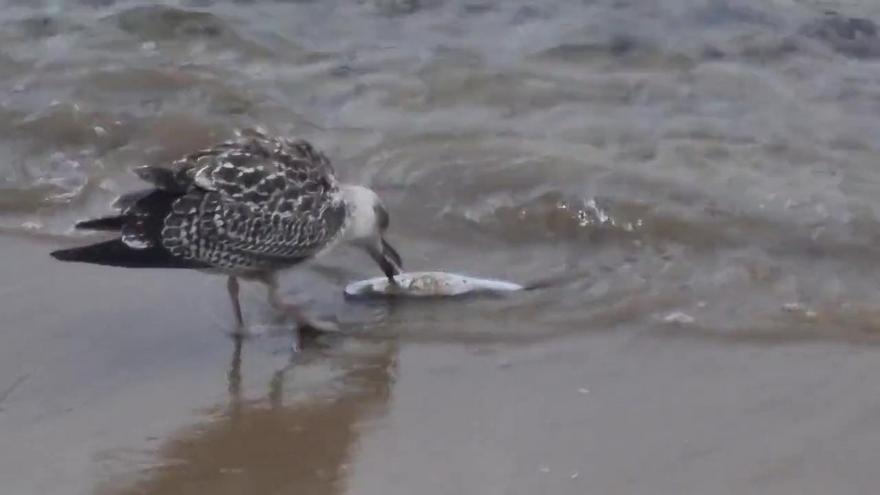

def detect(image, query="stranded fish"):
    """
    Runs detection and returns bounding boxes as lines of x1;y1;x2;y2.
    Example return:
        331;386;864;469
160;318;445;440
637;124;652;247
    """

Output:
344;271;527;299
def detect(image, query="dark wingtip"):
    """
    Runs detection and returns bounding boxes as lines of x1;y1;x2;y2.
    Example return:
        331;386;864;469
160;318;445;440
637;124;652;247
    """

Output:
74;216;126;231
50;248;77;262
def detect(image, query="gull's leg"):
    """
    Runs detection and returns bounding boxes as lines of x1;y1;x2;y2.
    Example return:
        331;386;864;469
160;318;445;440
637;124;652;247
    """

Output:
262;274;339;350
227;275;245;332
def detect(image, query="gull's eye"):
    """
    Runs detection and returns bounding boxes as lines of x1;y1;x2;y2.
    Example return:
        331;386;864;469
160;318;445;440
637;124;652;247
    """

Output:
374;203;390;231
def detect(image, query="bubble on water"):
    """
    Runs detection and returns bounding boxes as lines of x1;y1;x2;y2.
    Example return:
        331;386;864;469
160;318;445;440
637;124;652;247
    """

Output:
584;198;609;223
662;312;695;325
576;209;590;227
572;197;626;230
782;302;804;312
782;302;816;318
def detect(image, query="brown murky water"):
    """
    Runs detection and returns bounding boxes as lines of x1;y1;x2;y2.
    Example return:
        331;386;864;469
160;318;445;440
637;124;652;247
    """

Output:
4;1;880;494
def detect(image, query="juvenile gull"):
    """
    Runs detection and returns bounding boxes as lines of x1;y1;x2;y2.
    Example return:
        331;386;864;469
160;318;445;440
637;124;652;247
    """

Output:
51;128;402;340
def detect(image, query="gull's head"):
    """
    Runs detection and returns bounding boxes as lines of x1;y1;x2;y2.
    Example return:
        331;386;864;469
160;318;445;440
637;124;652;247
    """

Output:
340;184;402;280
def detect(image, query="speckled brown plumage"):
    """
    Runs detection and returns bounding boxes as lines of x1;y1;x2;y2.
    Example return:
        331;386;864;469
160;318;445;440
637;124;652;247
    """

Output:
75;128;348;275
51;128;401;341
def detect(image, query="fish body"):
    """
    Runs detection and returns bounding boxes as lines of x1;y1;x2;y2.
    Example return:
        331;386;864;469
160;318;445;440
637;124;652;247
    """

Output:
344;271;524;298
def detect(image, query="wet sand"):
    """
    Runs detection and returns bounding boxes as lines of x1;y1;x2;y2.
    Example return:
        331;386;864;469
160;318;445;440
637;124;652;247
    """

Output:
4;233;880;495
5;0;880;493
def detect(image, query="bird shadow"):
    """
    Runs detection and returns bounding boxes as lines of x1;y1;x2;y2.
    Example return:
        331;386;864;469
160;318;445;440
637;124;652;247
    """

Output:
100;316;399;495
224;320;354;410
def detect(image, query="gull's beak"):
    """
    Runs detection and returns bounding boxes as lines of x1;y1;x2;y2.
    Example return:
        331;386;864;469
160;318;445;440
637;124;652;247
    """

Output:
367;237;403;281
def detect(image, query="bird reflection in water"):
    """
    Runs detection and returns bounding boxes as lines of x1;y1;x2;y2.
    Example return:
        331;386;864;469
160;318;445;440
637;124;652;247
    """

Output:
102;334;397;495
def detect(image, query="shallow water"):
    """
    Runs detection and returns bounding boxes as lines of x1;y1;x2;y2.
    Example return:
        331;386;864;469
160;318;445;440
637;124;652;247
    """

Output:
4;0;880;494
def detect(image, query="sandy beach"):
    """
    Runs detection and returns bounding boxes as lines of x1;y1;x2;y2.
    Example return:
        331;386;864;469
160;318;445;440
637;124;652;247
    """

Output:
4;0;880;493
2;233;880;494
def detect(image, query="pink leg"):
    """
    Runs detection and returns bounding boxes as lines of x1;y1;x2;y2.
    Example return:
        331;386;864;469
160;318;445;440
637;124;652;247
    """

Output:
262;274;339;350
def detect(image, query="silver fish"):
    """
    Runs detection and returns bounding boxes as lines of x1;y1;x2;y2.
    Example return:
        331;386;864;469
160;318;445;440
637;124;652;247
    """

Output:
344;271;525;298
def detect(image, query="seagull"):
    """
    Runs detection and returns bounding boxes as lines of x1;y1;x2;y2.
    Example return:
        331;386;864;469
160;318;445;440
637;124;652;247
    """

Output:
51;128;402;341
